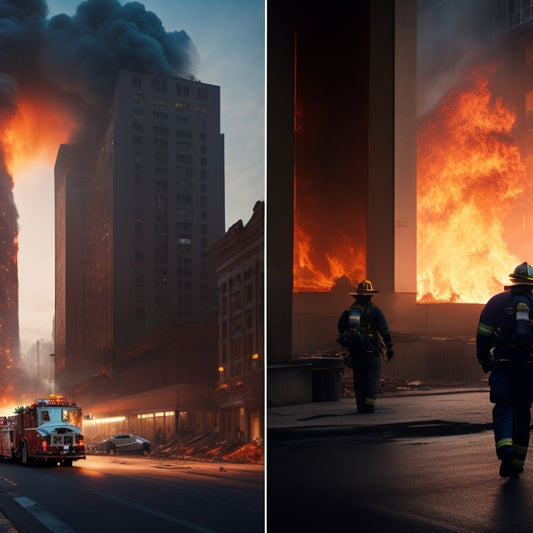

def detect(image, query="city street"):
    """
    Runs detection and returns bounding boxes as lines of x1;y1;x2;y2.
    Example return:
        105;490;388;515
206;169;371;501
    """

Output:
0;455;264;533
266;387;533;531
268;430;533;532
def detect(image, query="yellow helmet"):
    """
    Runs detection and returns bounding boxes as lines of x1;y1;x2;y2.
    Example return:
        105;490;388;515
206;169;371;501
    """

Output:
507;262;533;287
349;279;379;296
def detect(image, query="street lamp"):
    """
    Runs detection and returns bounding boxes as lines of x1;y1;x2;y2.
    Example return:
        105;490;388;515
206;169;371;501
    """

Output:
49;353;55;394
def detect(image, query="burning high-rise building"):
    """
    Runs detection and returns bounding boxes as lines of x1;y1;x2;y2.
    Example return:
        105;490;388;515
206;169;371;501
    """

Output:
0;0;200;402
0;159;19;399
55;70;224;401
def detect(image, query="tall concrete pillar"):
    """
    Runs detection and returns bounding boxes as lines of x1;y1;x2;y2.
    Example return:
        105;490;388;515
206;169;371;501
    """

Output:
367;0;417;295
266;0;294;363
394;0;417;294
367;0;396;293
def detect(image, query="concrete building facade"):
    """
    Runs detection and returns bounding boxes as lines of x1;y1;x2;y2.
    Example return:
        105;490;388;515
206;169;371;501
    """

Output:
210;201;264;444
54;144;94;387
54;71;225;440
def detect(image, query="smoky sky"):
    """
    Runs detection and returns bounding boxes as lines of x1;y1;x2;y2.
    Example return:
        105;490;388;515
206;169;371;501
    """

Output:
0;0;199;391
0;0;198;140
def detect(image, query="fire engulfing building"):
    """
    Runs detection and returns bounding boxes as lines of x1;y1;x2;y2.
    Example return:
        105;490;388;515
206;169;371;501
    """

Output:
0;165;20;398
210;201;264;444
54;71;224;440
266;0;529;405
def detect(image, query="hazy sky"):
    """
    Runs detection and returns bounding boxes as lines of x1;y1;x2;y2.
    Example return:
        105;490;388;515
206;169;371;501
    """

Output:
14;0;265;350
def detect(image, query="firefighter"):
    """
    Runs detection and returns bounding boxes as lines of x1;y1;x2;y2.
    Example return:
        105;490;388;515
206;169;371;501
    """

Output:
476;262;533;479
337;280;394;414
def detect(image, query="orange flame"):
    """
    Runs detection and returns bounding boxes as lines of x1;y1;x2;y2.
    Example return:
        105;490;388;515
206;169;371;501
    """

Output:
417;64;524;303
0;90;76;401
0;393;17;417
293;222;364;292
2;92;77;175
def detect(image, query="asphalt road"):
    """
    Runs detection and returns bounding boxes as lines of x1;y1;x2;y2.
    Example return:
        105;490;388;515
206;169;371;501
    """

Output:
0;455;264;533
267;430;533;532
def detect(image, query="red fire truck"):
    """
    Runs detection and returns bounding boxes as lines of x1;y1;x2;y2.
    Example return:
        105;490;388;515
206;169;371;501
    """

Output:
0;395;86;466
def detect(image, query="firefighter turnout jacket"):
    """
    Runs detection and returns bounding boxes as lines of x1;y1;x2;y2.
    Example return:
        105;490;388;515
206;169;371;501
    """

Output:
476;287;533;371
337;301;393;356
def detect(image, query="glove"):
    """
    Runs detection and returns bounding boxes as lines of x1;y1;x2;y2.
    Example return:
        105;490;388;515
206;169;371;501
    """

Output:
386;349;394;362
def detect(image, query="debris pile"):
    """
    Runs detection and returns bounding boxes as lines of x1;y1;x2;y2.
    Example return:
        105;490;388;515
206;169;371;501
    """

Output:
151;432;264;464
222;443;264;463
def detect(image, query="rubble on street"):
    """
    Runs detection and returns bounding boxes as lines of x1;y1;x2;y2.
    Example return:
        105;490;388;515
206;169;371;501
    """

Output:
151;432;264;464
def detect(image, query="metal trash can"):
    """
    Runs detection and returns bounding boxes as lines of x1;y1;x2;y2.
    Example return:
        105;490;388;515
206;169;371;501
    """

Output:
300;357;344;402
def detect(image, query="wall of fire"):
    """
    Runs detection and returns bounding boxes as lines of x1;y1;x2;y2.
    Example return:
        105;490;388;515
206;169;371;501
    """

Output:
267;0;494;385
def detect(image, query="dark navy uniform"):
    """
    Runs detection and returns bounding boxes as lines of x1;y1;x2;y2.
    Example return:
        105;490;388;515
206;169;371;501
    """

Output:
337;280;393;414
477;263;533;479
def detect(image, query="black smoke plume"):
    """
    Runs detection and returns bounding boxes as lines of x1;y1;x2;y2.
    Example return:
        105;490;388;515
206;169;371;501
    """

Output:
0;0;198;397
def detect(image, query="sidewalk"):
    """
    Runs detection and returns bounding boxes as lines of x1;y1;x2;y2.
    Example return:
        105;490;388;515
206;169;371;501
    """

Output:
267;385;493;441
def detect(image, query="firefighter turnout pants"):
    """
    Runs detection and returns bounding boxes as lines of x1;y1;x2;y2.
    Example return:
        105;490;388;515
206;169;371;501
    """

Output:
489;366;533;472
350;351;381;413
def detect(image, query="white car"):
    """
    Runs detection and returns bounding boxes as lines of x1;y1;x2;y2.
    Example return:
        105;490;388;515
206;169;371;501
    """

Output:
105;433;151;455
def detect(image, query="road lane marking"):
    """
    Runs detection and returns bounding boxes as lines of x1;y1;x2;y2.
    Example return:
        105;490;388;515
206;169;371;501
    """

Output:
83;487;220;533
13;496;76;533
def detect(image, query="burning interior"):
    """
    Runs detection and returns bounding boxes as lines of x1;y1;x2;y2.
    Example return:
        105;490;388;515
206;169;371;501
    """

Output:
284;1;533;388
293;3;533;305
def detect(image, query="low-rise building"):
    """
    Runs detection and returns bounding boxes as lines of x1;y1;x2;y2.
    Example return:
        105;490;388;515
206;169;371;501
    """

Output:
210;201;264;443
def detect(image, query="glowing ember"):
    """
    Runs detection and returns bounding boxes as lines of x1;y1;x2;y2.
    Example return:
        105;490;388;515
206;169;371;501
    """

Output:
417;64;524;303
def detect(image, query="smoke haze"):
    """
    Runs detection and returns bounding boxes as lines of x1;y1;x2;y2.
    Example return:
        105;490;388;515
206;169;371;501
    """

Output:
417;0;505;117
0;0;199;396
0;0;198;139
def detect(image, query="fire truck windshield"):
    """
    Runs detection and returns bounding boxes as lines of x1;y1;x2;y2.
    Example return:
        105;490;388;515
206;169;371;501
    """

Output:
62;408;81;426
37;407;82;427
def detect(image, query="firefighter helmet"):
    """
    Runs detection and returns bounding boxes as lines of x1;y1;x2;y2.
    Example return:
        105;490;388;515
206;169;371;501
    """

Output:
350;279;379;296
506;262;533;287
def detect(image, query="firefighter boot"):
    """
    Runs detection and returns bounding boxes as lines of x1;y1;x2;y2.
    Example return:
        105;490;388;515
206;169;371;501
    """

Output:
499;452;522;479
